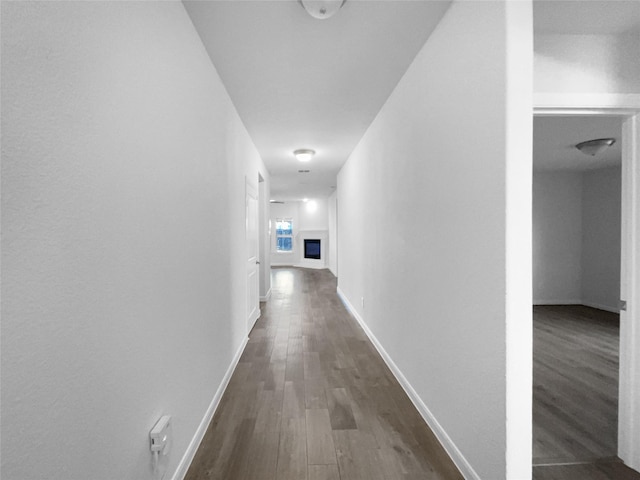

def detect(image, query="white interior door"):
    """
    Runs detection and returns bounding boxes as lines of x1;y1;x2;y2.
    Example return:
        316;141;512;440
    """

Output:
246;180;259;332
619;112;640;472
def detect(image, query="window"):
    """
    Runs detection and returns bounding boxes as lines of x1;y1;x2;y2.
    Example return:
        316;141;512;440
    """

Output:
276;218;293;252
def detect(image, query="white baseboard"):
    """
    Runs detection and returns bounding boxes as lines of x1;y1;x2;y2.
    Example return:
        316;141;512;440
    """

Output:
581;301;619;314
534;299;619;314
533;299;582;306
171;336;249;480
260;288;272;302
294;262;327;270
272;263;329;271
335;287;480;480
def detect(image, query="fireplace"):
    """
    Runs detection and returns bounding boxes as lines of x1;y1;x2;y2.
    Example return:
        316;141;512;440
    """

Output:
304;239;321;260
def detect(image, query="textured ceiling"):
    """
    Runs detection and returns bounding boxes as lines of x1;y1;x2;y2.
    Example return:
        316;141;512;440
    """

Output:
183;0;451;200
533;116;623;172
534;0;640;34
183;1;638;197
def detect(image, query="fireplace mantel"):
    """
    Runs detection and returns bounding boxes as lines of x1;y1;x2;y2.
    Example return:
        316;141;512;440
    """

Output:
295;230;328;269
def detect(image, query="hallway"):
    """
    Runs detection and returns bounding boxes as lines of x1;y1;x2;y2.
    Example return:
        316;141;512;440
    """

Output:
185;267;462;480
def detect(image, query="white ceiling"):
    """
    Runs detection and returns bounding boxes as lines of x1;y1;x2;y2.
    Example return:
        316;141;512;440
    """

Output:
183;0;451;200
183;1;638;199
533;116;622;172
533;0;640;34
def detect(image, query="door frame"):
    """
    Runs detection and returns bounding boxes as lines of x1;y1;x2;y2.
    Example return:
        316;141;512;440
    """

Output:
258;174;271;302
245;178;260;334
534;94;640;472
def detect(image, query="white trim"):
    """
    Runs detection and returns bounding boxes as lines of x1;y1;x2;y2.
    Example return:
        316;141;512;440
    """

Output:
505;5;534;476
297;230;328;269
534;93;640;114
249;308;260;331
336;287;480;480
619;112;640;473
246;178;260;335
581;301;620;314
533;300;619;314
171;336;249;480
260;288;272;302
533;299;582;306
294;262;327;270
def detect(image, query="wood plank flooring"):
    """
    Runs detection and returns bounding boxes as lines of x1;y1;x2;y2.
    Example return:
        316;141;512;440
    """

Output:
533;458;640;480
532;305;619;464
532;305;640;480
185;267;462;480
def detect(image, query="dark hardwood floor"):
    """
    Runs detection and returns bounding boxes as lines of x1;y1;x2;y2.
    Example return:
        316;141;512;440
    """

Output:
533;458;640;480
532;305;640;480
184;278;640;480
185;267;463;480
533;304;619;464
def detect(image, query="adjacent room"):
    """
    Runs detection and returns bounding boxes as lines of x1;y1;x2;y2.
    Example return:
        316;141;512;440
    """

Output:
269;197;334;273
532;115;623;474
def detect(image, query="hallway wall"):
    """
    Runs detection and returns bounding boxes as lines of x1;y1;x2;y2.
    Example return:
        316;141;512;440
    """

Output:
328;191;338;276
336;2;532;479
1;2;268;480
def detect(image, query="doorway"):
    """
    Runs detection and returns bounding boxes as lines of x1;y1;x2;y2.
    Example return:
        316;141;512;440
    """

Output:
531;106;640;476
532;115;622;467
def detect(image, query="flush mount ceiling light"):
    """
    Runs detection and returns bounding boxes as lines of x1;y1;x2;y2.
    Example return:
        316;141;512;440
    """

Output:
576;138;616;156
294;149;315;162
299;0;346;20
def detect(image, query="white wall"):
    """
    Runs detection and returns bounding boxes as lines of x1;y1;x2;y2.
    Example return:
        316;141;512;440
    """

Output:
582;167;621;311
298;198;329;231
336;2;532;478
1;2;269;480
532;168;621;311
328;191;338;276
533;172;583;304
535;32;640;95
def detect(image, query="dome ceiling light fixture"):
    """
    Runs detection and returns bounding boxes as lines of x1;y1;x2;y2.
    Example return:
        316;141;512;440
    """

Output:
575;138;616;156
294;149;315;162
299;0;347;20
